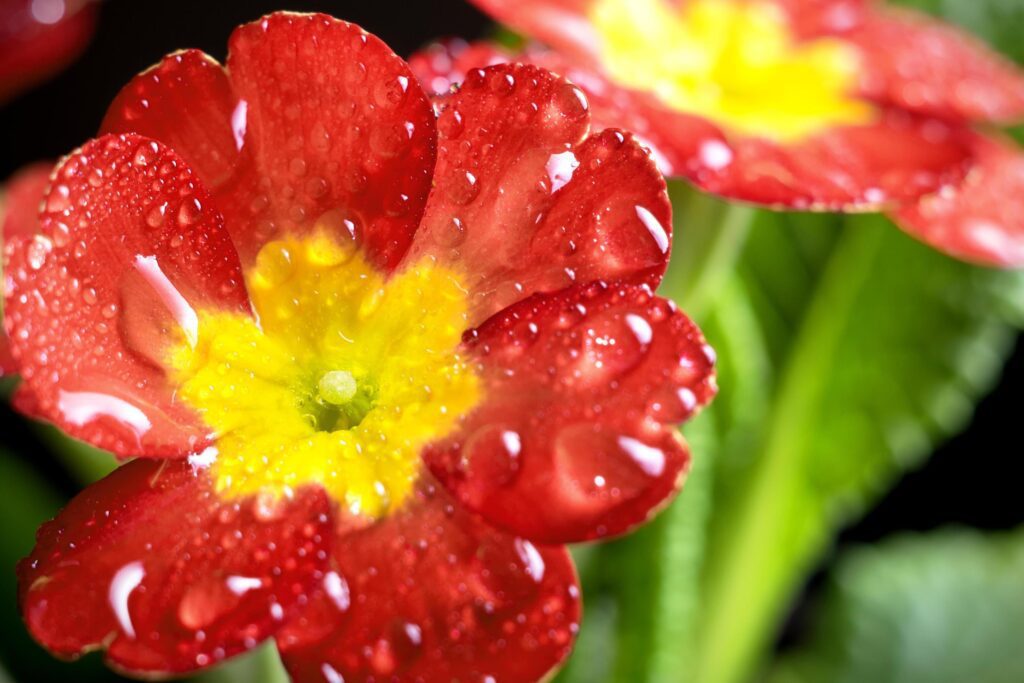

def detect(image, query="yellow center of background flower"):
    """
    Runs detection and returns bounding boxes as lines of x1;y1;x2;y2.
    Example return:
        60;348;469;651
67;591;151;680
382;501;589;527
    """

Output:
592;0;873;141
170;234;479;518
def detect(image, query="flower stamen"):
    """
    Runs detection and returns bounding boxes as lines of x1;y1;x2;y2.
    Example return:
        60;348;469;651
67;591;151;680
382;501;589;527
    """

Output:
318;370;358;405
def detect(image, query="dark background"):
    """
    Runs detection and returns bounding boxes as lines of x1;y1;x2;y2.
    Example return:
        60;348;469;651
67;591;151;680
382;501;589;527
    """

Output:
1;0;1021;676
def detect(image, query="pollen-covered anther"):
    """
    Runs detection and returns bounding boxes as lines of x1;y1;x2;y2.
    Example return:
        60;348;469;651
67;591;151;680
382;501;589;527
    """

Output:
318;370;358;405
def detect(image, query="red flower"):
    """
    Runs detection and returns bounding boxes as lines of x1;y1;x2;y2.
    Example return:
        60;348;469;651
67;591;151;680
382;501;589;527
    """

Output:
4;13;716;681
1;162;52;376
412;0;1024;267
0;0;97;102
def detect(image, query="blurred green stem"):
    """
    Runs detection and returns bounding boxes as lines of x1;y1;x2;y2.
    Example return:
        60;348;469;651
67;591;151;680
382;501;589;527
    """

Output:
694;224;882;683
662;181;755;317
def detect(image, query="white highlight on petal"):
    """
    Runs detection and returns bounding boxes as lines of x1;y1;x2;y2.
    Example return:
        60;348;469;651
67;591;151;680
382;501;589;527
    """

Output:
404;622;423;646
698;139;734;171
226;575;263;596
232;99;248;151
545;151;580;193
635;205;669;253
58;390;152;437
514;539;546;583
501;430;522;458
321;663;345;683
625;313;653;345
134;254;199;347
323;571;350;612
618;435;666;476
109;561;145;639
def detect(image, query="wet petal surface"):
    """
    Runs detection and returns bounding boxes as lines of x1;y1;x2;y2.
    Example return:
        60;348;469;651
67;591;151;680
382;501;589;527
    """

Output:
3;133;250;457
894;134;1024;267
277;477;580;682
19;458;332;675
410;41;972;209
851;9;1024;124
426;280;716;543
407;63;671;324
100;13;438;272
219;12;436;269
102;50;240;188
1;162;51;375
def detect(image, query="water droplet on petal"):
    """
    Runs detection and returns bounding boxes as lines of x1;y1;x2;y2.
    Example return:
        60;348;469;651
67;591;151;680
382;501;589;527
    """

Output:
438;107;464;138
553;83;589;120
146;202;168;228
461;426;523;505
554;425;660;511
446;169;479;205
177;197;202;227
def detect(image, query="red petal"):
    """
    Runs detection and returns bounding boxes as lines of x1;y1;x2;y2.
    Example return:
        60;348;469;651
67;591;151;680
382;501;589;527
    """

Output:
768;0;867;38
469;0;868;53
426;280;716;543
1;162;52;376
411;42;969;209
893;134;1024;267
20;459;331;675
406;63;672;325
0;0;96;102
692;110;973;210
3;133;250;458
2;161;51;240
851;10;1024;124
218;12;436;270
101;50;240;188
469;0;604;68
410;41;722;179
277;477;580;682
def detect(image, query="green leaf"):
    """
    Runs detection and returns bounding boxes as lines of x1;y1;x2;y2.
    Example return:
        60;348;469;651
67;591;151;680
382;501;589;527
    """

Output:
693;213;1024;683
770;528;1024;683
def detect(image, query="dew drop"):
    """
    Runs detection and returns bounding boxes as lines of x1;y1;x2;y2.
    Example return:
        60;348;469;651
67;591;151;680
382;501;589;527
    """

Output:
310;123;331;152
554;83;589;120
133;142;158;166
488;71;515;95
146;202;168;228
178;578;243;630
446;169;479;205
438;107;464;138
553;425;660;508
46;184;70;213
370;122;412;158
26;236;52;270
373;75;409;109
461;426;523;505
434;216;466;247
177;197;202;227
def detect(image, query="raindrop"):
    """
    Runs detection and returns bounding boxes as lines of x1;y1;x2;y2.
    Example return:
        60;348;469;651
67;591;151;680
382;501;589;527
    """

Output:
26;236;52;270
438;107;464;138
553;425;660;507
461;426;523;505
553;83;589;120
146;202;168;228
373;75;409;109
446;168;479;205
434;216;466;247
46;184;70;213
177;197;202;226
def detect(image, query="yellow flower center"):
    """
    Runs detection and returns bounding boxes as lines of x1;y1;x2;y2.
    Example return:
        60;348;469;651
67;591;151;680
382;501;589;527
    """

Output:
170;234;479;518
592;0;873;141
